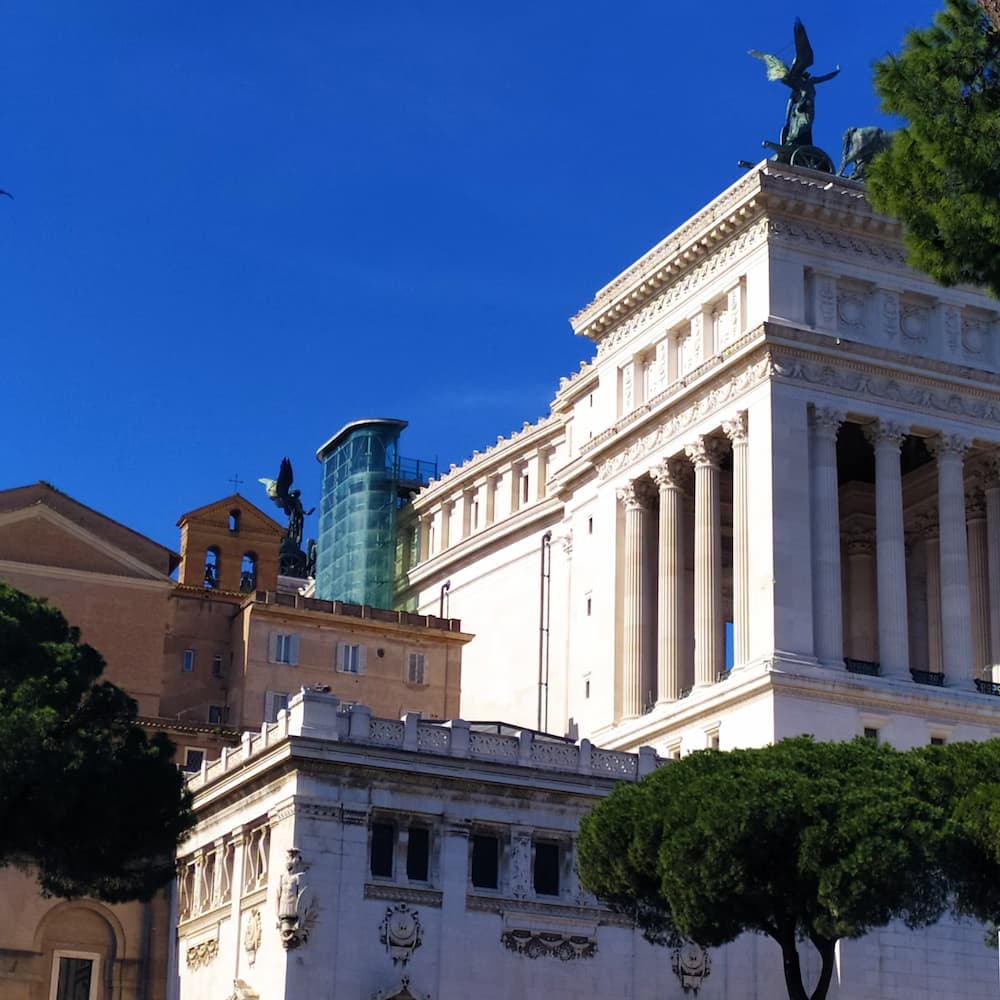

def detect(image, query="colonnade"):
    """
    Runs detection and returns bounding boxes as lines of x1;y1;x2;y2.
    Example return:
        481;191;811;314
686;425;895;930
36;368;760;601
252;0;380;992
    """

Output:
615;405;1000;719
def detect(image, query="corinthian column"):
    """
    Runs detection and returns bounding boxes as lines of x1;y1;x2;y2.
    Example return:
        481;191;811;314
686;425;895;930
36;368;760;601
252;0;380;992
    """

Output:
967;491;991;677
918;513;945;674
931;434;973;684
652;457;686;702
864;419;911;680
685;436;724;687
845;529;877;662
723;412;750;669
809;406;845;668
617;479;653;717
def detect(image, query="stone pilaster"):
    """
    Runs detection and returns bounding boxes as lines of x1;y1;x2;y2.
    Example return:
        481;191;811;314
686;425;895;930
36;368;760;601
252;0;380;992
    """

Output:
845;528;877;663
864;420;911;680
984;457;1000;676
723;412;750;668
685;436;724;687
617;479;653;717
809;406;845;668
967;490;992;676
652;457;686;701
931;434;974;684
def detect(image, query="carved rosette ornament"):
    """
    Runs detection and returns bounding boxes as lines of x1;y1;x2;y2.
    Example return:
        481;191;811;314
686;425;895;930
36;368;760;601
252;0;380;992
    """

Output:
380;904;423;966
243;909;262;967
186;938;218;969
672;941;712;994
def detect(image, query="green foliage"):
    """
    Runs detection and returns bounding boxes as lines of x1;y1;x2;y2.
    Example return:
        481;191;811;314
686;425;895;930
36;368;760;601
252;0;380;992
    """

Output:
0;582;193;902
867;0;1000;294
578;737;948;1000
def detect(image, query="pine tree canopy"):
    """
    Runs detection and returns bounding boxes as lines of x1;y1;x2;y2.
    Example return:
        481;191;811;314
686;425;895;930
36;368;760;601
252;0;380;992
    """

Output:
867;0;1000;295
0;582;193;902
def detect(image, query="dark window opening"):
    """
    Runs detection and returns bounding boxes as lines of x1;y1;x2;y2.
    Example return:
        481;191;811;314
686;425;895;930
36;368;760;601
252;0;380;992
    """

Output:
240;552;258;593
212;654;223;679
930;736;946;745
228;509;241;533
208;705;228;725
370;822;394;878
204;547;220;589
863;727;879;743
533;841;560;896
471;835;499;889
407;826;430;881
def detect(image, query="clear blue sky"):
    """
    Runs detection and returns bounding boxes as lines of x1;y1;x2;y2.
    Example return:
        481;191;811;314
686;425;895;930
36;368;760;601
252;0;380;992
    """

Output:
3;1;942;553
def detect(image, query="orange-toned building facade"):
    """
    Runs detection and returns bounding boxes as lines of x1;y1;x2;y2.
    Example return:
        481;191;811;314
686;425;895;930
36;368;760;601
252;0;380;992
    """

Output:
0;482;469;1000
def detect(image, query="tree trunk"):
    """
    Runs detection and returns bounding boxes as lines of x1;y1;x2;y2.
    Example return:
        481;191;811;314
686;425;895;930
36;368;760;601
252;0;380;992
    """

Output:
979;1;1000;31
779;934;839;1000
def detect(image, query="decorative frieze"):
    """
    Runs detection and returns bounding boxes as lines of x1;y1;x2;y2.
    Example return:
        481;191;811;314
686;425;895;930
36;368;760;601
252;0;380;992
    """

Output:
185;938;218;969
500;928;597;961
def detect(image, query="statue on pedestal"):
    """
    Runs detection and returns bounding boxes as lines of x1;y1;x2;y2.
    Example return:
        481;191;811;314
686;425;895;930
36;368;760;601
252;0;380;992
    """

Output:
259;458;316;578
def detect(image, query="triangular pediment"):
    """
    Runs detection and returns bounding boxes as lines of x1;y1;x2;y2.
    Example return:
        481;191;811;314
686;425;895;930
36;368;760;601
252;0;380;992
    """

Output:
177;493;284;535
0;505;173;581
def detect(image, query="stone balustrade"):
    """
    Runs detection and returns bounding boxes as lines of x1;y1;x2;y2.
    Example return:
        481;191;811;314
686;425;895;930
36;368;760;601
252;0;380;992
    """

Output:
188;688;658;791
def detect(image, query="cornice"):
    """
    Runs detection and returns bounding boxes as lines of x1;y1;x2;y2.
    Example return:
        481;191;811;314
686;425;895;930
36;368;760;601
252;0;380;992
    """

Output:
411;415;564;512
0;558;175;592
403;497;564;593
569;163;899;350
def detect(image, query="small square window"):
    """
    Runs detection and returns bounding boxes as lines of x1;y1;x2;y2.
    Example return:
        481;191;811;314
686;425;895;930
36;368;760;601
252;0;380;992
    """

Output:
408;652;426;685
264;691;289;723
864;726;879;743
182;649;195;672
471;834;499;889
208;705;227;725
930;735;946;746
533;841;560;897
338;643;365;674
182;748;204;773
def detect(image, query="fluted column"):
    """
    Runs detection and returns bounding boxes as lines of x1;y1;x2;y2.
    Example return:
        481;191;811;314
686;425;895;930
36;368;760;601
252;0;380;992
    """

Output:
723;412;750;668
931;434;974;684
919;513;945;674
864;420;911;679
967;491;991;677
809;406;846;668
686;436;724;687
617;479;653;717
845;529;877;662
985;458;1000;676
652;458;686;702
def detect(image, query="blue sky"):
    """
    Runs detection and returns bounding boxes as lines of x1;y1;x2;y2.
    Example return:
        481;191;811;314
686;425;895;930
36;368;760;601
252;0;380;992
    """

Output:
3;1;942;552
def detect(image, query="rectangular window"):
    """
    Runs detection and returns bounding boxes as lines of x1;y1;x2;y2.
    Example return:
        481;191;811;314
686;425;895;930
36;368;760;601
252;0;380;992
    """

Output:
211;655;223;679
264;691;289;723
471;835;499;889
930;736;946;746
182;748;204;773
269;633;299;666
182;649;195;672
406;826;430;881
587;516;593;534
473;501;479;530
51;951;99;1000
408;652;426;685
522;474;530;503
338;643;366;674
370;822;395;878
533;841;560;896
208;705;227;725
585;596;592;617
863;726;879;743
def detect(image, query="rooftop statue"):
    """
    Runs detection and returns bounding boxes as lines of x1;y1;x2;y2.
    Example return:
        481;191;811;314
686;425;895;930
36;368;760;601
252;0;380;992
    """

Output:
259;457;316;578
750;18;839;173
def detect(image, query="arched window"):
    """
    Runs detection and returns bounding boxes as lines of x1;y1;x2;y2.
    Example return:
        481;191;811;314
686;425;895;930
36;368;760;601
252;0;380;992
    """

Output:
204;547;220;589
228;509;241;533
240;552;258;593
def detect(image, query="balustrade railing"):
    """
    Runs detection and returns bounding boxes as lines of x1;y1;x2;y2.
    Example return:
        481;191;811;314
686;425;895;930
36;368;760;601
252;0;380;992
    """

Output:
844;658;881;677
911;670;945;687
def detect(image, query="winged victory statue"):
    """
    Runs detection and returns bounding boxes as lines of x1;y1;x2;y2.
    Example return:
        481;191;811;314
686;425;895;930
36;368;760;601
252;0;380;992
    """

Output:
259;458;316;578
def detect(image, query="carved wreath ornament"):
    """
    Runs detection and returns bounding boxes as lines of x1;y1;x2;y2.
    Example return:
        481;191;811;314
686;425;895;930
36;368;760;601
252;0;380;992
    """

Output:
380;903;423;965
672;941;712;994
242;909;262;966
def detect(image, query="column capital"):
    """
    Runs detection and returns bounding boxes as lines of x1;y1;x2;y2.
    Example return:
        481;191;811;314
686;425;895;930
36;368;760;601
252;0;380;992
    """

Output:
910;509;940;540
617;478;654;511
651;456;687;491
929;432;971;459
685;435;725;469
863;418;908;450
845;528;874;556
722;411;748;446
978;451;1000;488
808;405;846;439
966;489;987;521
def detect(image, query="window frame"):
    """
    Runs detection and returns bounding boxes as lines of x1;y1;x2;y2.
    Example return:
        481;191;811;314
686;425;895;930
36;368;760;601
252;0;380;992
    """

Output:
182;649;195;673
264;690;290;723
270;632;299;666
49;950;100;1000
182;747;205;773
532;839;562;898
470;831;502;891
337;642;366;675
407;651;426;685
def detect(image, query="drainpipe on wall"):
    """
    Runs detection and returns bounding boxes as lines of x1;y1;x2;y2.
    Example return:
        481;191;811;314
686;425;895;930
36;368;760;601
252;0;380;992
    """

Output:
537;531;552;732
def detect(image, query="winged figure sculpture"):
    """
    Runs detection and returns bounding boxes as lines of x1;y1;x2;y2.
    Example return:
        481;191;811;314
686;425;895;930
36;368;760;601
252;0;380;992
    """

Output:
259;457;314;554
750;18;839;149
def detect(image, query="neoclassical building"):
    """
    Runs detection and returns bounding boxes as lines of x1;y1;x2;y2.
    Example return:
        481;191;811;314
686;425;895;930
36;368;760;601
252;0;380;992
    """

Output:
399;160;1000;756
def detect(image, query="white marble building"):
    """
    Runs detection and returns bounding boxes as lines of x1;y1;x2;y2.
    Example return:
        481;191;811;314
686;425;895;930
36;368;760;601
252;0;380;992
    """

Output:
399;160;1000;758
175;690;997;1000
